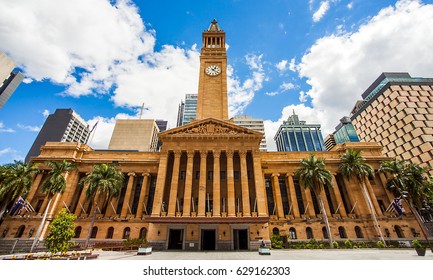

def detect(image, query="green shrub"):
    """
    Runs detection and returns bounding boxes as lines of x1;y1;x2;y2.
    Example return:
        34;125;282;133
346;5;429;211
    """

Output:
44;209;76;254
376;240;385;248
270;234;283;249
344;239;353;249
332;241;339;248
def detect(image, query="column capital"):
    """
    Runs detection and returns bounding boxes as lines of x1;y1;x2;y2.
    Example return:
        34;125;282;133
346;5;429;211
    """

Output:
285;173;294;178
173;150;182;157
141;172;150;177
272;173;280;178
213;150;221;158
200;150;208;158
127;172;136;177
252;149;260;156
238;150;247;157
186;150;195;157
226;150;234;158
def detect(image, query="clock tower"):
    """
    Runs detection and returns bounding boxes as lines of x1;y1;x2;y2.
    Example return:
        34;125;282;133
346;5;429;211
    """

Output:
196;19;229;120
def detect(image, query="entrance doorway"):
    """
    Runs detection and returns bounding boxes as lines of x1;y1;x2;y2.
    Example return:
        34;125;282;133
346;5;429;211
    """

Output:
168;229;183;250
201;229;216;250
233;229;248;250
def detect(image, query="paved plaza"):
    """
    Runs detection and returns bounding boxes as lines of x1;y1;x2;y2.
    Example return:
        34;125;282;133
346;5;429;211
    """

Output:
93;248;432;260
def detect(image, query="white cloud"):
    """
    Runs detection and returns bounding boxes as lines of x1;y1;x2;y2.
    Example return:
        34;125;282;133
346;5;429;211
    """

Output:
276;60;288;72
265;91;279;97
280;82;296;92
17;124;41;132
289;58;297;72
266;0;433;150
42;109;50;118
0;122;15;133
0;148;23;163
228;54;267;117
299;91;308;102
347;2;353;9
313;1;330;22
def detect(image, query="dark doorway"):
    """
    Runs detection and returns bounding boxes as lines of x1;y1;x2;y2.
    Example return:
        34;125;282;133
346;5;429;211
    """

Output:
233;229;248;250
201;229;216;250
168;229;183;250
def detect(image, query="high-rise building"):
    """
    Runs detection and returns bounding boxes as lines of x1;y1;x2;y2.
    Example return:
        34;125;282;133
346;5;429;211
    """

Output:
324;134;336;151
2;21;422;253
333;116;360;144
108;119;160;152
0;51;23;109
351;72;433;172
176;93;197;126
233;115;267;151
25;109;89;162
274;111;326;152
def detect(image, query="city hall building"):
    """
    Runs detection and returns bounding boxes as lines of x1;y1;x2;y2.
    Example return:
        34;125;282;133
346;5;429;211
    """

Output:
0;20;424;251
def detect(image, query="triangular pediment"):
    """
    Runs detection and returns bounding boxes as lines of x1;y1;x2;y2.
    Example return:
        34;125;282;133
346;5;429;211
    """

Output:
160;118;263;138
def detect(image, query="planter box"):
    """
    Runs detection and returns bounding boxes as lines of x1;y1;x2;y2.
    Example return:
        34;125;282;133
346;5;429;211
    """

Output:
137;247;152;255
258;248;271;255
415;248;426;256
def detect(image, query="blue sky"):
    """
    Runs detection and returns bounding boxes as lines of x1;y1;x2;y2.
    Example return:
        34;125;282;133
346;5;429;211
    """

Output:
1;0;433;164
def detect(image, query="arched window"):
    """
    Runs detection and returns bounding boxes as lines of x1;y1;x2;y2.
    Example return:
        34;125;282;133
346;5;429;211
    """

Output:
410;228;419;237
90;226;98;239
289;227;297;239
338;226;347;238
394;225;404;238
106;227;114;239
139;227;147;240
306;227;314;239
15;225;25;238
272;227;280;235
123;227;131;239
322;227;328;239
355;226;363;238
74;226;82;238
384;228;391;238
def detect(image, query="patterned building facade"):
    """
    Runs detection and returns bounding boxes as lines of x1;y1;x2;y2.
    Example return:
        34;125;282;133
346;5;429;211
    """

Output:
0;21;424;251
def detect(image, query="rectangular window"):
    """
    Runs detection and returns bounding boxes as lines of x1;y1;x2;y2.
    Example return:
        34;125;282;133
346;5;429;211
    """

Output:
234;171;240;180
220;171;226;180
180;171;186;180
207;171;213;180
195;171;200;179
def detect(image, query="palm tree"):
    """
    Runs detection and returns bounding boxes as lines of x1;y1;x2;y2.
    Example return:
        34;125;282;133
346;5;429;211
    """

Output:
339;149;386;246
30;160;76;252
379;159;433;252
0;161;40;222
79;163;124;248
295;154;334;248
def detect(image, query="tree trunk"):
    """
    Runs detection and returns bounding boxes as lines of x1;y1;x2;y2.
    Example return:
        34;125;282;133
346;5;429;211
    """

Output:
360;179;386;246
317;190;334;248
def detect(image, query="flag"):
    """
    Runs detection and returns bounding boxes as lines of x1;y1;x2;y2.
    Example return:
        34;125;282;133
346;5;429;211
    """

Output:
24;200;35;212
89;120;99;133
9;196;25;216
392;198;404;216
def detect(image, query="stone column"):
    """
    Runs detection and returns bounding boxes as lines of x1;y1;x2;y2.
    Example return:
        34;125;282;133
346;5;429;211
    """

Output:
365;177;383;216
58;171;80;214
304;188;316;216
331;175;347;217
197;151;207;217
379;173;395;203
182;151;194;217
167;151;182;217
252;150;267;217
343;177;361;215
212;150;221;217
319;185;332;216
26;172;44;205
135;173;150;218
286;174;300;218
226;150;236;217
74;184;88;216
271;173;284;219
239;151;251;217
151;152;169;217
120;172;136;218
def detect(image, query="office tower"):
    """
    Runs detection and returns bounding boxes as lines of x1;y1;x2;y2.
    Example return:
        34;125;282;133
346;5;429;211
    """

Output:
351;72;433;171
233;115;267;151
0;51;23;109
108;119;160;152
333;116;360;144
274;111;326;152
176;93;198;126
324;134;336;151
25;109;89;162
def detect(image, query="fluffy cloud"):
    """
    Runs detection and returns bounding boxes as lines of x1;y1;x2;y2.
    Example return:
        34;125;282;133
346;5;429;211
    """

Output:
312;1;330;22
0;148;23;162
17;124;41;132
265;0;433;150
276;60;288;72
228;54;267;117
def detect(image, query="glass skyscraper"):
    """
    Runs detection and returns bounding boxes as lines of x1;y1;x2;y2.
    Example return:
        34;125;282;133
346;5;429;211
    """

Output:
176;93;198;126
274;111;326;152
333;116;360;144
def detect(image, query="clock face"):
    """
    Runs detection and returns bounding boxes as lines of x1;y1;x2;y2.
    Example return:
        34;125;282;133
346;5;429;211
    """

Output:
205;65;221;76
